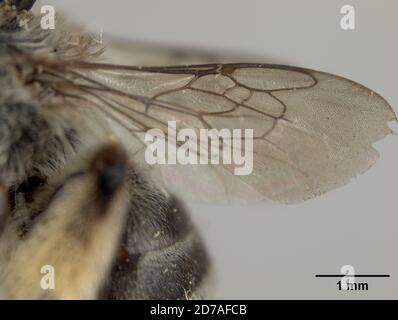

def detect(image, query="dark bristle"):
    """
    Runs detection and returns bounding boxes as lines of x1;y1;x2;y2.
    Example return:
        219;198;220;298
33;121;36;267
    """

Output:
91;144;128;197
8;0;36;11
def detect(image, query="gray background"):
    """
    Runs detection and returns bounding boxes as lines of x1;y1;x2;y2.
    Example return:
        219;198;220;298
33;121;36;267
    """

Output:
46;0;398;299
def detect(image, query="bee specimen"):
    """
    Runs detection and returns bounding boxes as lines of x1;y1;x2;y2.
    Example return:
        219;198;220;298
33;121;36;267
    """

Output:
0;0;396;299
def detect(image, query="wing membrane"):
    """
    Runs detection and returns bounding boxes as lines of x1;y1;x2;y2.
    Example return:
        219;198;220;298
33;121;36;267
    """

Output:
38;62;397;203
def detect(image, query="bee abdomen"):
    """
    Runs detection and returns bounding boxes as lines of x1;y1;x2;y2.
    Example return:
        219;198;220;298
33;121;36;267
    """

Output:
109;230;210;300
107;181;211;300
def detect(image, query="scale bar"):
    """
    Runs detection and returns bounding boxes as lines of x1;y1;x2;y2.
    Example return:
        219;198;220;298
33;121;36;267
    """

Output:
316;275;390;278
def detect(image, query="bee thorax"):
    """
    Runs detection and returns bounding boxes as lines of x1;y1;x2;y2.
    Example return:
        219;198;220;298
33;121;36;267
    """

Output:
0;95;78;186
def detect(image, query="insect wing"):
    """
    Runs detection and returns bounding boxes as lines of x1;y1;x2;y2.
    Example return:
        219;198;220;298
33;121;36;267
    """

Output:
48;62;396;204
